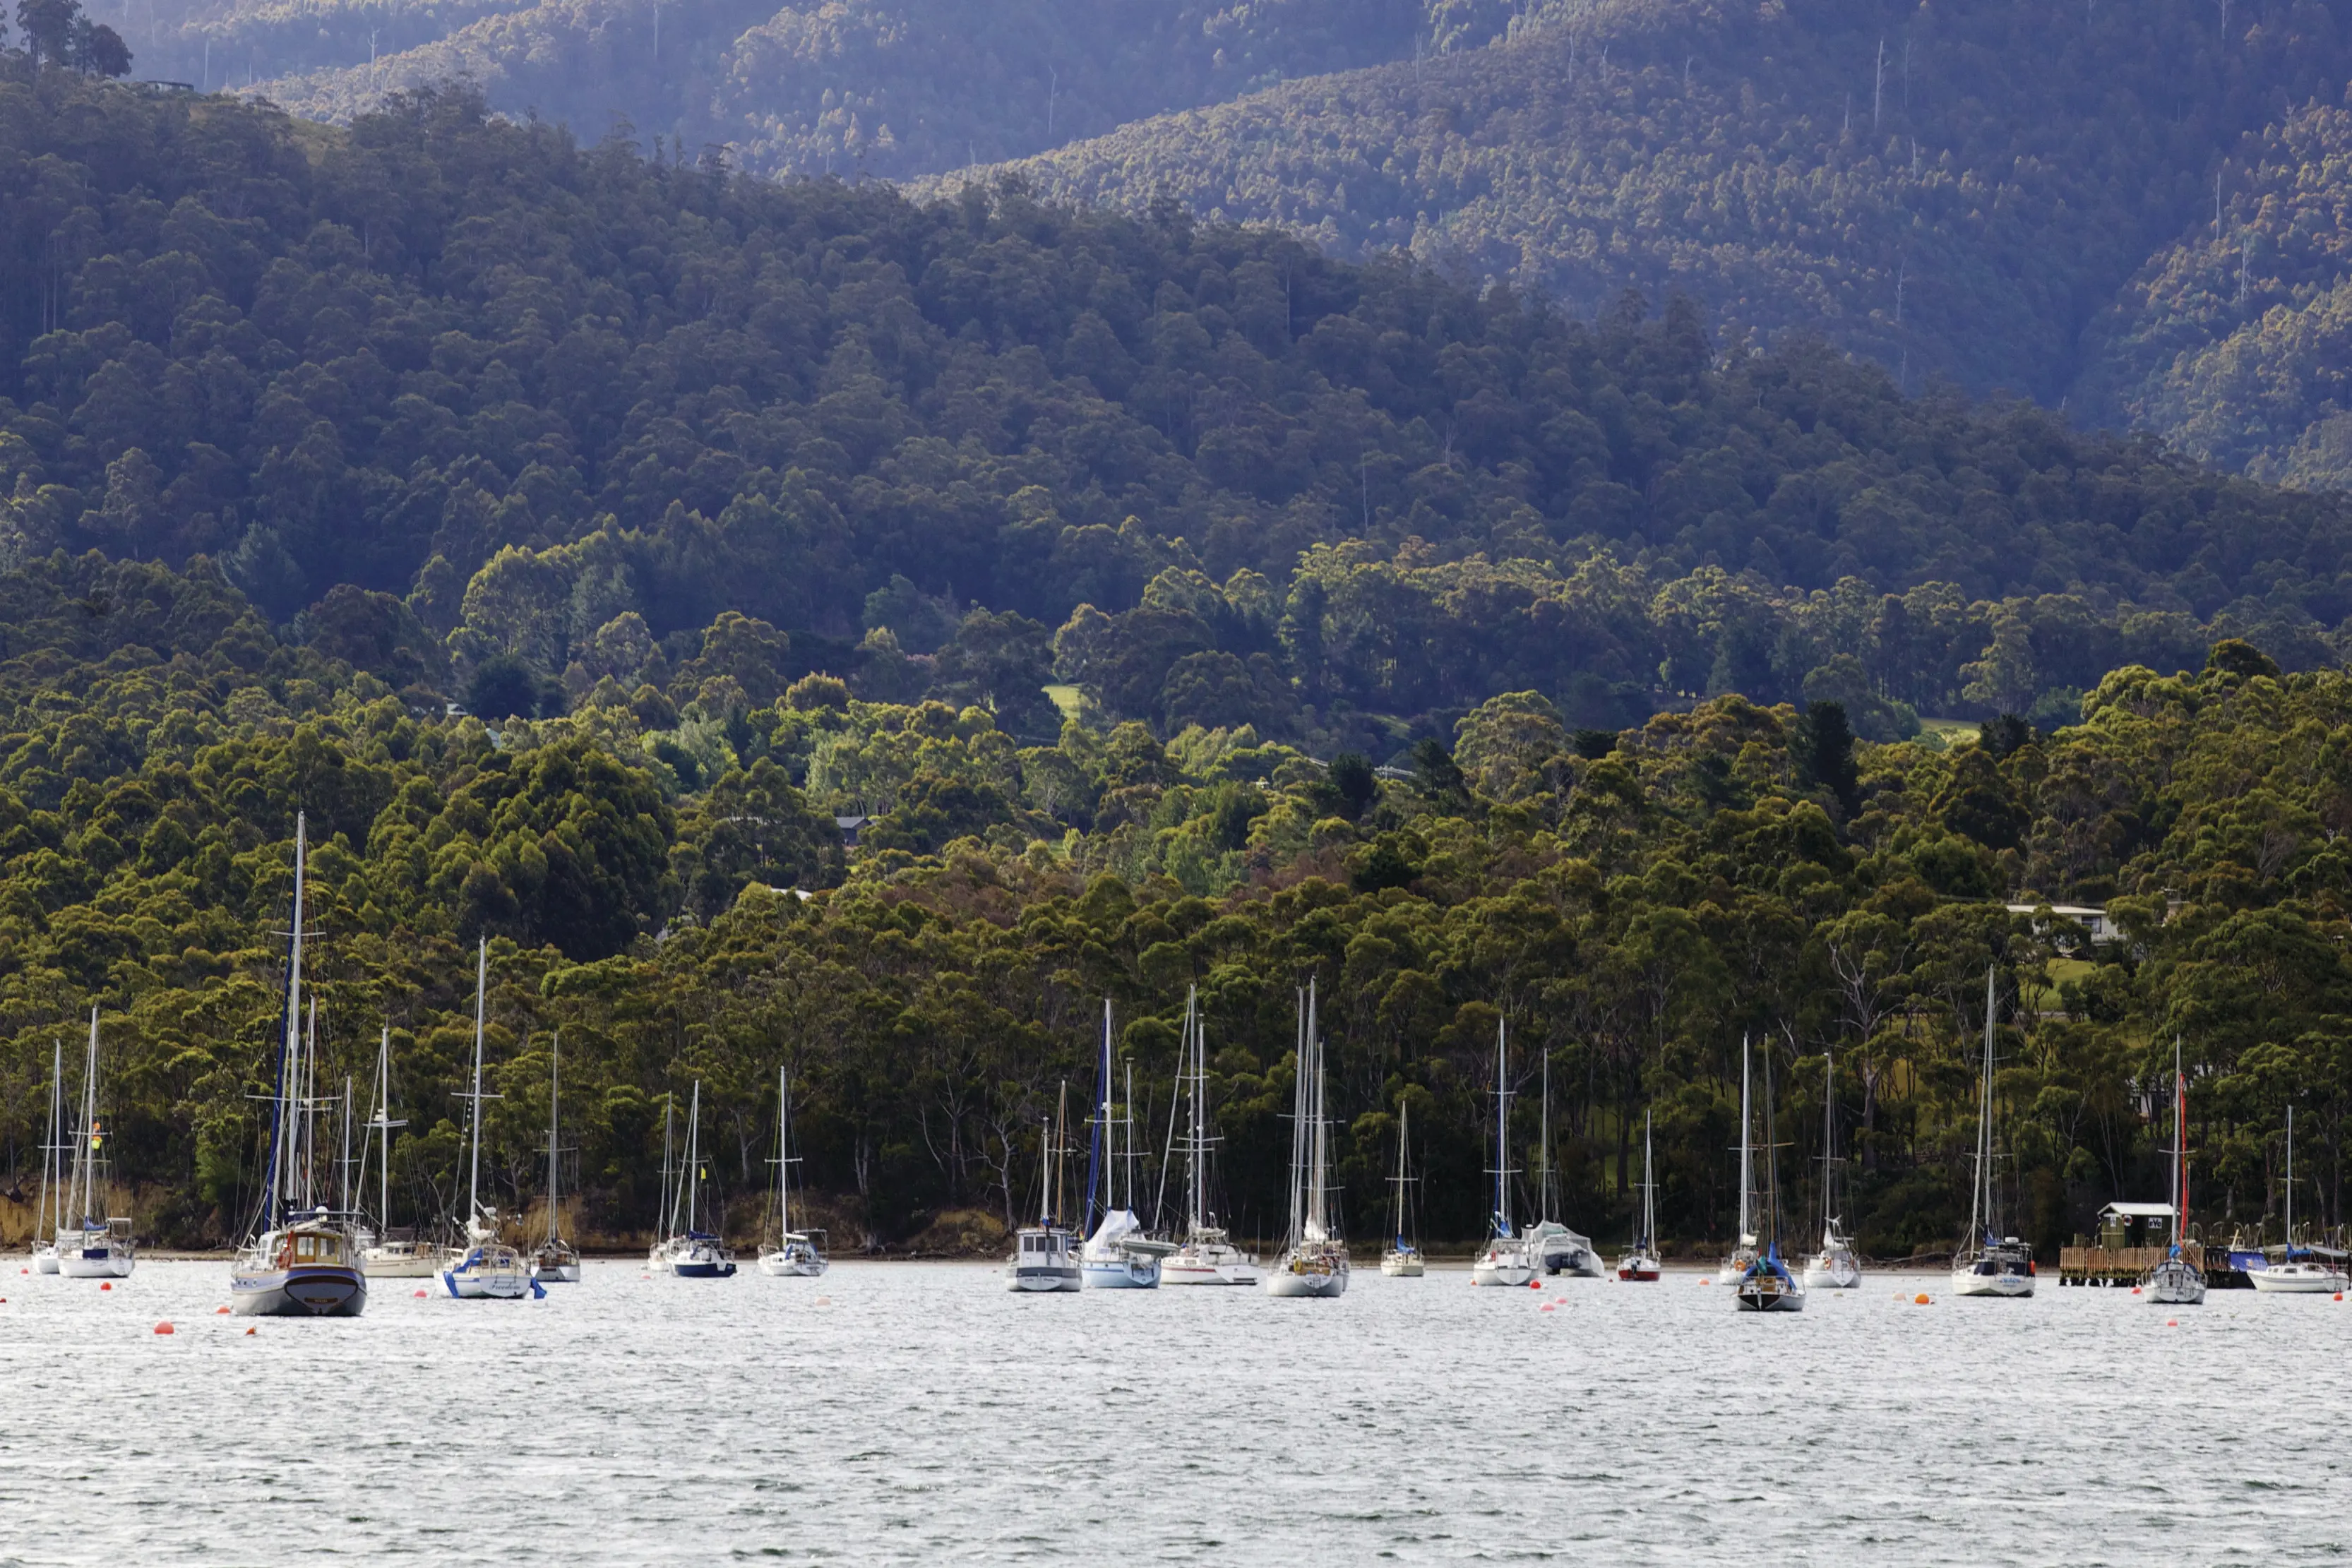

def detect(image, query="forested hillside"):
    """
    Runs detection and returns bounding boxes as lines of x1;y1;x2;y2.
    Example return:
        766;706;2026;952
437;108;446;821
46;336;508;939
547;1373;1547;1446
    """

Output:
2084;88;2352;495
994;0;2352;407
7;72;2349;766
0;548;2342;1261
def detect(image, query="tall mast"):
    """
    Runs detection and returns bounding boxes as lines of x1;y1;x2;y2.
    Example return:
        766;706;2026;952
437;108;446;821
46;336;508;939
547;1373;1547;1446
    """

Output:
1492;1016;1512;1237
1392;1100;1410;1245
262;813;307;1231
1970;965;1995;1248
547;1030;562;1247
2285;1105;2296;1249
659;1096;676;1237
1821;1048;1836;1239
1737;1033;1753;1246
338;1072;354;1215
1123;1059;1138;1215
1539;1047;1555;1224
1052;1081;1068;1228
467;936;486;1228
1642;1111;1656;1250
1306;978;1328;1240
71;1006;99;1228
2171;1036;2183;1252
1287;989;1306;1247
777;1066;794;1238
1187;987;1205;1234
300;997;318;1211
371;1026;403;1234
39;1039;60;1245
685;1082;701;1234
1085;1000;1111;1229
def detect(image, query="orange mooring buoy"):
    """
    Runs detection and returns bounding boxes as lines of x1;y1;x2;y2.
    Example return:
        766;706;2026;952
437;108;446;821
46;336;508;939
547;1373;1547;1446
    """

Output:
244;1327;256;1336
215;1306;229;1315
1914;1292;1932;1305
100;1282;112;1291
154;1322;174;1334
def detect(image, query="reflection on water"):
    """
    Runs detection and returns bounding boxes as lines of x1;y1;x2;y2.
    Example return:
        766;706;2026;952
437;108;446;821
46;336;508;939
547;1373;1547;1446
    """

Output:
1;1259;2346;1563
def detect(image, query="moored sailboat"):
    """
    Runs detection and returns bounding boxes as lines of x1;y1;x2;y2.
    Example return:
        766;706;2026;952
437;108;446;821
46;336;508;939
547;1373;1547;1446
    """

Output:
1380;1099;1424;1278
1265;979;1349;1298
55;1007;134;1279
2250;1106;2350;1293
1952;968;2034;1299
648;1080;736;1279
229;814;366;1317
1528;1049;1603;1277
1732;1043;1804;1312
2139;1039;2204;1305
441;938;537;1300
1161;986;1259;1286
1718;1034;1760;1286
1802;1048;1861;1291
533;1030;581;1283
1617;1111;1662;1281
1471;1017;1537;1288
1005;1084;1081;1293
1079;1005;1174;1288
758;1066;827;1278
30;1039;61;1273
357;1025;435;1278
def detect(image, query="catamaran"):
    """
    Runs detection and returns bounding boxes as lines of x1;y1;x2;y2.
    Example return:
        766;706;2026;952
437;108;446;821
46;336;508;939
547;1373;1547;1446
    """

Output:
30;1039;62;1273
1380;1098;1425;1278
54;1007;135;1279
1527;1048;1603;1277
441;938;537;1300
1162;986;1259;1286
229;814;366;1317
758;1066;827;1277
1732;1043;1805;1312
1265;979;1349;1298
1617;1111;1662;1281
533;1030;581;1282
2250;1106;2350;1293
357;1025;436;1278
1803;1048;1862;1291
1471;1017;1537;1287
1005;1084;1081;1292
1080;1005;1175;1288
649;1081;736;1278
2140;1039;2204;1305
1952;967;2034;1298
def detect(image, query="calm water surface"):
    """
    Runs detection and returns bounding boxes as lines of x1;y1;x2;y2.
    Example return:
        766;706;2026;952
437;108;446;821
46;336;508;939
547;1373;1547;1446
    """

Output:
1;1258;2344;1564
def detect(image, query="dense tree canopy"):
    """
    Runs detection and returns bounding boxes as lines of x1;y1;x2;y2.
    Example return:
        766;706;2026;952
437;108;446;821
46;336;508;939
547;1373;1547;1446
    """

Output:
1;552;2346;1268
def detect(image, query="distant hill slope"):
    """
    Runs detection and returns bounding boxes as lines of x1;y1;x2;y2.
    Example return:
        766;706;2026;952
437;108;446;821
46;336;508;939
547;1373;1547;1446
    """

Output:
978;0;2352;405
2079;91;2352;493
142;0;1437;174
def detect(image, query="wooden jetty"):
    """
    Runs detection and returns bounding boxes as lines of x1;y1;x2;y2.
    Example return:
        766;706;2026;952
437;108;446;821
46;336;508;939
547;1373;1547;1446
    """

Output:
2058;1239;2206;1286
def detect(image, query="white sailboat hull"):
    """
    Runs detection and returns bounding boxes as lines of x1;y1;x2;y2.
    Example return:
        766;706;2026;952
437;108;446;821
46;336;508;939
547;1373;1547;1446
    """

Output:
1264;1259;1349;1298
1950;1263;2034;1298
1803;1247;1861;1290
1380;1250;1424;1277
56;1238;133;1279
1532;1225;1604;1277
534;1261;583;1283
31;1245;59;1274
2249;1262;2349;1293
758;1253;827;1277
1616;1252;1661;1281
442;1243;536;1298
2142;1256;2205;1305
1080;1257;1160;1288
1470;1241;1537;1287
